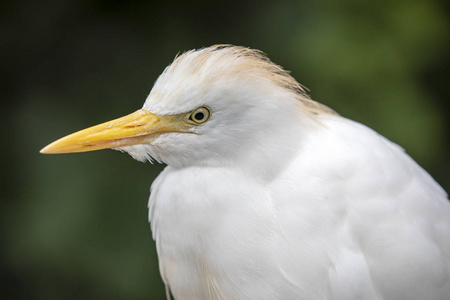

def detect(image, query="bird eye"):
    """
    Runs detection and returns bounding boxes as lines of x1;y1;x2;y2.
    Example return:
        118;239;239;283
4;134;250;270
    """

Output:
188;107;211;125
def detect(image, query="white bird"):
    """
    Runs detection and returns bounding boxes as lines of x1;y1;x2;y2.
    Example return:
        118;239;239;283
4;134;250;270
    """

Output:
41;45;450;300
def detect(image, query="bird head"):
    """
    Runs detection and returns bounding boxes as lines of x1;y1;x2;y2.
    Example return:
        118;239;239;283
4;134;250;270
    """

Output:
41;45;333;170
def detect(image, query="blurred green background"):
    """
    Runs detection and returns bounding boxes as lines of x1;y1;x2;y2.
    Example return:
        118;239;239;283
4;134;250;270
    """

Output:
1;0;449;299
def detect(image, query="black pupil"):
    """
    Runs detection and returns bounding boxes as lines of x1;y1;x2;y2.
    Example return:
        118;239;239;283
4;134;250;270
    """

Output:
194;111;205;121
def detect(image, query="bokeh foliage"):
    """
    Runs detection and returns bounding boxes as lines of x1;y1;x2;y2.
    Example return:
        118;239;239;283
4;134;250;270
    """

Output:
1;1;449;299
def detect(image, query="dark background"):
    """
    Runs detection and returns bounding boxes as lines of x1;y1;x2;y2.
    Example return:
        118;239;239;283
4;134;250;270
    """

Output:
1;1;449;299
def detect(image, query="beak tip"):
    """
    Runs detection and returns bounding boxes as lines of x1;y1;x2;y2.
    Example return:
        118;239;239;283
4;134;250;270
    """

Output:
40;142;62;154
40;145;52;154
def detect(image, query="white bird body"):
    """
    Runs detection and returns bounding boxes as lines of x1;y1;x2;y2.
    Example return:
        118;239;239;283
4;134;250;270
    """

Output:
149;113;450;300
41;45;450;300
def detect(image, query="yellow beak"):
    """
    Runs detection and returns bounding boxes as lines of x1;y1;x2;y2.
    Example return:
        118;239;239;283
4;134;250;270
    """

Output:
40;109;189;154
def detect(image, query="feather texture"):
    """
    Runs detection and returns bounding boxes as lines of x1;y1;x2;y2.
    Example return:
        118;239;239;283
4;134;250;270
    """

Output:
133;45;449;299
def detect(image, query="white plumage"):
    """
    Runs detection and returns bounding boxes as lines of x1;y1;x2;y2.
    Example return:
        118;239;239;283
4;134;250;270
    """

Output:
41;45;450;300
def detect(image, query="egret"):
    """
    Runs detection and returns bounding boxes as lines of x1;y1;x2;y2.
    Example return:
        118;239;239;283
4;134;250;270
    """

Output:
41;45;450;300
